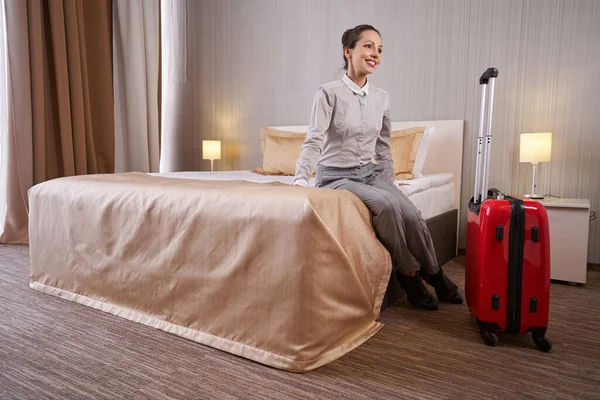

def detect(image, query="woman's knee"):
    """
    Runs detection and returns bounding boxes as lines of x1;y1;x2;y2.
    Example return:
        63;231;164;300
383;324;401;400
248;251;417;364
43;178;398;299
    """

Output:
367;196;396;218
403;207;424;228
381;201;397;218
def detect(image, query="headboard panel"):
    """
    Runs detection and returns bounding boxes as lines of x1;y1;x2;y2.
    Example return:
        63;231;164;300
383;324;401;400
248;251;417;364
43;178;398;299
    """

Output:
390;120;464;213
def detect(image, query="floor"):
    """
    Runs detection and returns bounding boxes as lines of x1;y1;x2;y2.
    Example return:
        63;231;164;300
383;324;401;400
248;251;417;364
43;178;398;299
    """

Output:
1;244;599;399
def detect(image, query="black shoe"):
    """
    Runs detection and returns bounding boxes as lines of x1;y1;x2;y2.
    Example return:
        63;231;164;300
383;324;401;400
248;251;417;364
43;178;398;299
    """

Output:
420;269;463;304
396;271;439;311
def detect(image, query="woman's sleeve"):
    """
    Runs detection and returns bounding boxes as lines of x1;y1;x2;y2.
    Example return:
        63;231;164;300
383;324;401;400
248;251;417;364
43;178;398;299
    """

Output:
374;93;395;184
294;87;334;184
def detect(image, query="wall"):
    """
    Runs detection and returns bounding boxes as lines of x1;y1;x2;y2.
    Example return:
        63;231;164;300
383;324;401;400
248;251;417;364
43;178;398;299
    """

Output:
162;0;600;262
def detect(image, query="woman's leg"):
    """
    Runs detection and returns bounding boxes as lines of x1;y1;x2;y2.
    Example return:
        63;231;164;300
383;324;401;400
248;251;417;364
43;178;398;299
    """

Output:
321;177;439;310
367;175;463;304
323;178;421;274
366;177;439;274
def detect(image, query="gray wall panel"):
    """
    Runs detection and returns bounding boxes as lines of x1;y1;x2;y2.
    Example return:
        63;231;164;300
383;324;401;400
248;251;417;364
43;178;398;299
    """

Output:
166;0;600;262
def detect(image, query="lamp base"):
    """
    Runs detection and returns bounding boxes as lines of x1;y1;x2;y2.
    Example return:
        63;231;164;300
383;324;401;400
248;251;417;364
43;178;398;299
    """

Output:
523;193;544;199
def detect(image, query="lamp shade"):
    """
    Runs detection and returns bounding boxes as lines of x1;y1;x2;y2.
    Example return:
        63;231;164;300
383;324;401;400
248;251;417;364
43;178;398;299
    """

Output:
519;133;552;163
202;140;221;160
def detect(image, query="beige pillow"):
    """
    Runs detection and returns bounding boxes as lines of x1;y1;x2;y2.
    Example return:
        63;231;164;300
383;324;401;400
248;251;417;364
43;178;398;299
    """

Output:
389;126;425;179
256;128;306;175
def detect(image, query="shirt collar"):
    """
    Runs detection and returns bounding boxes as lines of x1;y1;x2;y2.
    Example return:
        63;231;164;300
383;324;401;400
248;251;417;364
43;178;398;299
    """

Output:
342;74;369;96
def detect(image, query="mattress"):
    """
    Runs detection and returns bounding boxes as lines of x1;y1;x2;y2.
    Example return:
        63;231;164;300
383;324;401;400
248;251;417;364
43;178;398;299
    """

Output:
152;171;455;219
406;182;454;220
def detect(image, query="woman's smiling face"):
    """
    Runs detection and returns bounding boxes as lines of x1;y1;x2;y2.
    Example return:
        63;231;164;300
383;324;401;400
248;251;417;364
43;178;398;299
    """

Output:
345;29;383;77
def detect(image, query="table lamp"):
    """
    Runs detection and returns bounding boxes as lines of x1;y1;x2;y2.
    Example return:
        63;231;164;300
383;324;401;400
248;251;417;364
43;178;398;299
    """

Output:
519;132;552;199
202;140;221;172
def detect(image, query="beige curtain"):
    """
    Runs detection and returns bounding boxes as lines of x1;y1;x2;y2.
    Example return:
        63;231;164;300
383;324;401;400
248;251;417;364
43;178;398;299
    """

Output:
113;0;160;173
0;0;114;243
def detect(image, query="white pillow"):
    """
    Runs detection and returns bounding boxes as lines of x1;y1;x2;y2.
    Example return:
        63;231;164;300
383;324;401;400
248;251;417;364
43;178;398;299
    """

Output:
412;126;435;178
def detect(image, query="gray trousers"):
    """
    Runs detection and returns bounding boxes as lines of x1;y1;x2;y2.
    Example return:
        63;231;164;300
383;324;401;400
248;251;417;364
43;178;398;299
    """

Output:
316;163;440;274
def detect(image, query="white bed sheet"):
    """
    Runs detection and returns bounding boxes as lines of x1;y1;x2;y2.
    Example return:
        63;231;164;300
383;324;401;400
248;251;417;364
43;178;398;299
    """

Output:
154;170;304;185
406;182;454;220
151;171;455;219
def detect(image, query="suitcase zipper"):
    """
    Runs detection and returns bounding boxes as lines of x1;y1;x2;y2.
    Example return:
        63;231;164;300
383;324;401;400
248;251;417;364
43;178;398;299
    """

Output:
506;196;525;333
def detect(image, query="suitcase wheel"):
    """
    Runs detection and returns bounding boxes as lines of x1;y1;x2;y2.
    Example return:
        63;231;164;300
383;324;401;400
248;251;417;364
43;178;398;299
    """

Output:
532;334;553;352
480;329;499;347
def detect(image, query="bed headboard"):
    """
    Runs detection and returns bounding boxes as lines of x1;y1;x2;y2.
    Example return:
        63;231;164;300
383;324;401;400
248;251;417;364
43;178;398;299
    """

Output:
271;120;465;214
390;120;464;214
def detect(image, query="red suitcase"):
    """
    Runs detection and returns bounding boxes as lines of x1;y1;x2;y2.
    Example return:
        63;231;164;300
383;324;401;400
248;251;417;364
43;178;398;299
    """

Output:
465;68;552;352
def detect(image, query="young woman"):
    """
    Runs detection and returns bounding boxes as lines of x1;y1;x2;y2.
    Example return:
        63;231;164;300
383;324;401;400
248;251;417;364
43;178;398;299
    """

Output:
294;24;462;310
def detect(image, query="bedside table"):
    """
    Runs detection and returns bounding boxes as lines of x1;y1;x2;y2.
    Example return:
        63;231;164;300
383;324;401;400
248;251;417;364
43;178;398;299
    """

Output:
537;198;590;284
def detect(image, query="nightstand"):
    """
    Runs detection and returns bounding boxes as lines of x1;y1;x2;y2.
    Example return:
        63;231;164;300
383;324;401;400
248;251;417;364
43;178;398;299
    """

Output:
538;198;590;284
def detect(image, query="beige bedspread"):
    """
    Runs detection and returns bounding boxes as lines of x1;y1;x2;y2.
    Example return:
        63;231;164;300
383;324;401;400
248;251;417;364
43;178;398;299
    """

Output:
28;172;392;372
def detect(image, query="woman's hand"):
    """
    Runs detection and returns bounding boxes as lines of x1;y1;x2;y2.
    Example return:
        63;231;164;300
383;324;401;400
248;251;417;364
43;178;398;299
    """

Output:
293;179;308;187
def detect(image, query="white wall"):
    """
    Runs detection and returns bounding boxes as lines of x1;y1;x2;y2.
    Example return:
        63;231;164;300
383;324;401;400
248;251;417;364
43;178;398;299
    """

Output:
163;0;600;262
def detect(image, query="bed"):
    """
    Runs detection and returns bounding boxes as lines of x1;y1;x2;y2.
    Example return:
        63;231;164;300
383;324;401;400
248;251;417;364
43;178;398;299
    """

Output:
154;169;458;311
28;120;464;372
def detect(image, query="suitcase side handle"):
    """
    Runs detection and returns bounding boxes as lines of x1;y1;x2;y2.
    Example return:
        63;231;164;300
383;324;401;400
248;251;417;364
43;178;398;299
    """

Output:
480;68;499;85
488;188;504;199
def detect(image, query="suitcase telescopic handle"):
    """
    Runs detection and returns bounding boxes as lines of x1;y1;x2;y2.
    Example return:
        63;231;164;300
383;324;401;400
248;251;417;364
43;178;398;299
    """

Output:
480;68;499;85
474;68;499;203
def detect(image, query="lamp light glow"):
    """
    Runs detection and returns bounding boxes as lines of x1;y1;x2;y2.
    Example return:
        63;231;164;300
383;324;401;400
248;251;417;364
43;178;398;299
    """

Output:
202;140;221;171
520;133;552;163
519;133;552;199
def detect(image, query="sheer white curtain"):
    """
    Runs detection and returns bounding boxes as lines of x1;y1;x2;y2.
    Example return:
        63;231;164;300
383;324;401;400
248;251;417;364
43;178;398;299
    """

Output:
114;0;189;173
0;0;33;243
0;0;7;236
113;0;160;173
159;0;188;173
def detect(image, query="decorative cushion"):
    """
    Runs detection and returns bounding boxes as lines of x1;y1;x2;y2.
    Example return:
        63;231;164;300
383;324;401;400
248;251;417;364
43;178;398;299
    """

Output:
389;126;425;179
256;128;307;175
412;126;435;178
